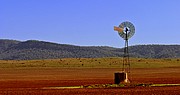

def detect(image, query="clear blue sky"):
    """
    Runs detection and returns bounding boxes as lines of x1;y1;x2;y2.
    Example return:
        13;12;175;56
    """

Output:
1;0;180;48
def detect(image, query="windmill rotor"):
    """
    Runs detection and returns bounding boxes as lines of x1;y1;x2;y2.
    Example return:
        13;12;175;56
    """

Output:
117;21;135;40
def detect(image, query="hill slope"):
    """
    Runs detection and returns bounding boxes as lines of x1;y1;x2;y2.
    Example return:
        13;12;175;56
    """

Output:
0;39;179;60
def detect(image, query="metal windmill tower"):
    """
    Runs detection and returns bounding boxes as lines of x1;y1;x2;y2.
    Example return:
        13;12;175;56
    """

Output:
114;21;135;83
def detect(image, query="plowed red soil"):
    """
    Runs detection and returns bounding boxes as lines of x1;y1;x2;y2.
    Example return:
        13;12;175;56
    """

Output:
0;67;180;95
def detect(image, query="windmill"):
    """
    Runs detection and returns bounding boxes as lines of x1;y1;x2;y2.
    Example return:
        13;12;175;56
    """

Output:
114;21;135;83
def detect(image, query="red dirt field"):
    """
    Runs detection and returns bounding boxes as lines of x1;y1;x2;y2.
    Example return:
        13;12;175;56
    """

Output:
0;67;180;95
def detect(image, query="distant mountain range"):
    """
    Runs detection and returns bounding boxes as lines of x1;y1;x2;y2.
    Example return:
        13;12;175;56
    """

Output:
0;39;179;60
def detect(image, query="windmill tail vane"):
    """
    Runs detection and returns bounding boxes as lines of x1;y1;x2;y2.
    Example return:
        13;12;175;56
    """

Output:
114;26;123;33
